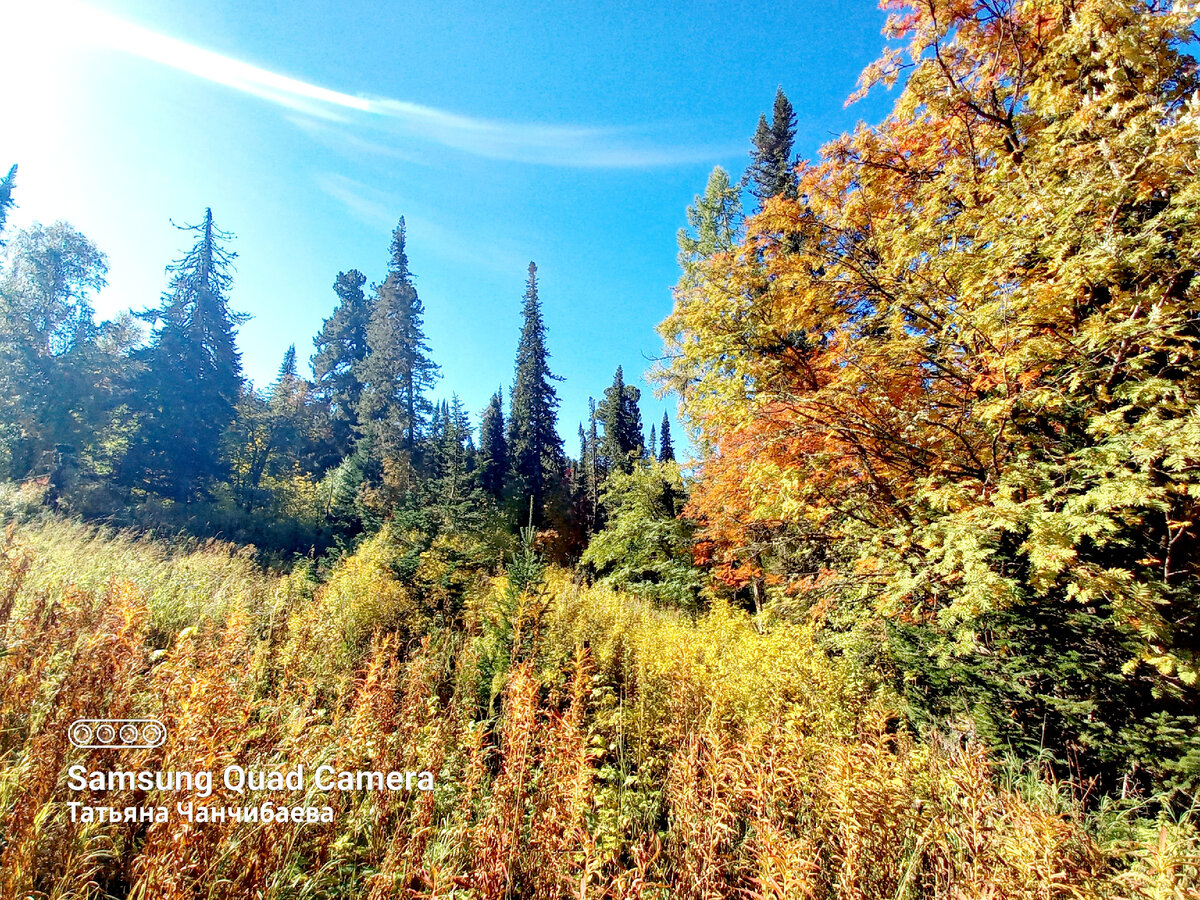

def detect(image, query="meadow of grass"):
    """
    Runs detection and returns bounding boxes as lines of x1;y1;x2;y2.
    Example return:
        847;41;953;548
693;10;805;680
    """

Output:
0;518;1196;898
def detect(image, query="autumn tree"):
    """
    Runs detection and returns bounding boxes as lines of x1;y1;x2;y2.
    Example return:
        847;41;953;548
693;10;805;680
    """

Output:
676;166;743;284
660;0;1200;793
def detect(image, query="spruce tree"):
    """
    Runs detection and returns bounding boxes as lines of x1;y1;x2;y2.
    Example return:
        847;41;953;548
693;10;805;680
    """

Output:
506;261;564;521
0;165;16;248
427;398;448;477
748;88;797;205
435;395;472;501
658;411;675;462
598;366;644;475
477;389;507;500
648;423;657;461
268;343;309;469
278;344;298;381
585;397;602;531
131;209;245;500
355;218;439;461
311;269;372;460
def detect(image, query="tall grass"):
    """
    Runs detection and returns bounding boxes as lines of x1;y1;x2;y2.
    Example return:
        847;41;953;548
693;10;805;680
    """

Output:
0;520;1195;898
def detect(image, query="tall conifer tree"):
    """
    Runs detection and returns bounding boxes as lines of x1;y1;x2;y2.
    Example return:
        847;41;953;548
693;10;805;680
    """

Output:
585;397;602;529
131;209;244;500
677;166;743;283
598;365;644;475
268;343;308;470
477;389;507;500
658;412;675;463
434;395;472;501
355;218;439;460
748;88;798;204
506;262;564;521
311;269;372;460
277;344;298;380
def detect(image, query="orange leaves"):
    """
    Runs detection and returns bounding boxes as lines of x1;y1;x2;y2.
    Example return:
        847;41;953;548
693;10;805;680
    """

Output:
664;0;1200;610
847;46;906;106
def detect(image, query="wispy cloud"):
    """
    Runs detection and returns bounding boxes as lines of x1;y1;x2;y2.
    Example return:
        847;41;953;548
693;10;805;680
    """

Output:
315;174;529;273
313;173;395;229
287;118;435;167
43;0;733;168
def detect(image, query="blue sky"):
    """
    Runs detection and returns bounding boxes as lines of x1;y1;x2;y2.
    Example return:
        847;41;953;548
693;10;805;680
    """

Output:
5;0;894;451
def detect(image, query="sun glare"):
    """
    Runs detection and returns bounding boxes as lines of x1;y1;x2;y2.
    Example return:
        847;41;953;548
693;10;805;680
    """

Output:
10;0;371;117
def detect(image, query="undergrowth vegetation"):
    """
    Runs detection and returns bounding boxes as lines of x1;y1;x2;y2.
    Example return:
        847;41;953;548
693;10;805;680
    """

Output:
0;520;1196;898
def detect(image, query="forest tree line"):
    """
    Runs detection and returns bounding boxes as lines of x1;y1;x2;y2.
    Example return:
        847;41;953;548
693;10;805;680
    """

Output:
0;165;690;592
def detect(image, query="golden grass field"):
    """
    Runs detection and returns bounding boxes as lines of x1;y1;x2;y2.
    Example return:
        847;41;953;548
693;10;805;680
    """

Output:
0;517;1197;899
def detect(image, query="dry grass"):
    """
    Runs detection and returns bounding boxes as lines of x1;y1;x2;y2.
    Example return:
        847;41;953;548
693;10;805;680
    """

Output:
0;520;1195;898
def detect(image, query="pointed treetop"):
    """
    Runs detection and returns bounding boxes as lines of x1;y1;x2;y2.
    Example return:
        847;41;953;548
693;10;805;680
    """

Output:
389;217;410;280
659;411;675;462
598;365;643;474
523;262;540;310
678;166;743;276
478;386;508;500
159;208;238;306
278;344;298;381
0;164;18;247
749;87;798;204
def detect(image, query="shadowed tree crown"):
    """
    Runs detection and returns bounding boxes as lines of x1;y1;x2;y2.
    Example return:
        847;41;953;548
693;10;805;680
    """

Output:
478;388;507;499
748;87;797;204
132;208;245;500
311;268;373;459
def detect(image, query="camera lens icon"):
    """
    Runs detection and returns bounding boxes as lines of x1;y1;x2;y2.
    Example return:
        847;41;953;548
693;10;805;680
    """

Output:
68;718;167;749
69;722;94;746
